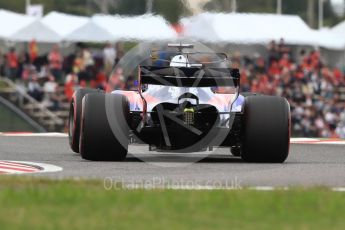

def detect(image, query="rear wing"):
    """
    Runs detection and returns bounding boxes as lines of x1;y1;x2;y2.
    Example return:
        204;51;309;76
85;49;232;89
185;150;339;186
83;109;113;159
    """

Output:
139;66;240;88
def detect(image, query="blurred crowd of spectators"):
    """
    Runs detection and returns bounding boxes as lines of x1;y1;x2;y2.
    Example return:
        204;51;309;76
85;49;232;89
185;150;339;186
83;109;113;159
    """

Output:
0;41;133;111
234;39;345;138
0;39;344;138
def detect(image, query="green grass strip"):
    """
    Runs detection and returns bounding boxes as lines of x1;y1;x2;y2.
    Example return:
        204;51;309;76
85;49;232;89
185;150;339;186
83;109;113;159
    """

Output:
0;176;344;230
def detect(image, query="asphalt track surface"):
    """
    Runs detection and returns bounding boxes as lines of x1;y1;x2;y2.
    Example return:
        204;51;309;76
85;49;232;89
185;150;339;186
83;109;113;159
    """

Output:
0;136;345;187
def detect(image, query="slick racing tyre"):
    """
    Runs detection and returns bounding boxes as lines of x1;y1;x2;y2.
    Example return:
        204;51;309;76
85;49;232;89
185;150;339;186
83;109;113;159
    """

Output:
241;96;290;163
79;93;129;161
69;88;102;153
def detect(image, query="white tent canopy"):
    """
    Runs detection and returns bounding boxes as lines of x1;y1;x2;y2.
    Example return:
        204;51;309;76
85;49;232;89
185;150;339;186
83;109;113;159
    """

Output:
332;20;345;36
0;9;35;39
0;10;177;43
314;28;345;50
41;11;89;38
330;21;345;49
0;9;343;50
85;14;177;42
65;14;177;42
11;20;62;43
181;13;317;46
65;20;115;43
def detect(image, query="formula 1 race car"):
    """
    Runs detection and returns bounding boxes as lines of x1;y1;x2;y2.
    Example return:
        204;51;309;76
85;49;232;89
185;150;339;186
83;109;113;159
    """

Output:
68;44;290;163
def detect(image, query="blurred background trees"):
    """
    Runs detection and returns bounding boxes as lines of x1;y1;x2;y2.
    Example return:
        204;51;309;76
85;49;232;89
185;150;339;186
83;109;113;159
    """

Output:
0;0;343;27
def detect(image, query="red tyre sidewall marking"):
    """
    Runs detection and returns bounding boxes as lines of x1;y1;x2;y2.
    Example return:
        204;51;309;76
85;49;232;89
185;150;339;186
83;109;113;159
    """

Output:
71;93;78;148
79;98;85;154
287;104;291;155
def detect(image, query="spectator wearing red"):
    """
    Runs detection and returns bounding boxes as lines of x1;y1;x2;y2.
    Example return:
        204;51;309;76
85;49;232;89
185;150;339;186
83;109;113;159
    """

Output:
79;80;87;88
95;70;107;90
310;51;321;69
268;60;281;76
250;79;259;93
279;53;291;69
21;64;36;81
240;69;250;92
48;45;63;83
64;71;79;101
6;48;18;80
294;66;305;80
29;40;39;63
334;68;345;87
